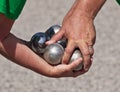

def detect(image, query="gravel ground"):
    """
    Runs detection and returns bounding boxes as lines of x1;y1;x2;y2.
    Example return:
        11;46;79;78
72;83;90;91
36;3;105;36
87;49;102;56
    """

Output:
0;0;120;92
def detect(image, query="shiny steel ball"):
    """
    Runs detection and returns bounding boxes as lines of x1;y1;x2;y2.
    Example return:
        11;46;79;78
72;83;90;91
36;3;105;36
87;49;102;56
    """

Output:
45;25;61;40
43;43;64;65
57;38;67;48
30;32;47;54
69;49;83;71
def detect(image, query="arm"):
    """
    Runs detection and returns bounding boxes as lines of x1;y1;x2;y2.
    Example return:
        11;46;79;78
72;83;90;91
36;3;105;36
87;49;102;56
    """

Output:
47;0;106;71
0;14;53;76
0;14;83;78
0;33;53;76
71;0;106;19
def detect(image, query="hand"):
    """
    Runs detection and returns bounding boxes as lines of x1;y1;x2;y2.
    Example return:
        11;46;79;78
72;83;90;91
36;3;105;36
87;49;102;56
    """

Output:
49;58;88;78
47;13;96;72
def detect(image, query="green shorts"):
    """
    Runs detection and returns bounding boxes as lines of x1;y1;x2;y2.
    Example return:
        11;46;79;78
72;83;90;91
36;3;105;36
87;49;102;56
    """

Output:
116;0;120;5
0;0;26;20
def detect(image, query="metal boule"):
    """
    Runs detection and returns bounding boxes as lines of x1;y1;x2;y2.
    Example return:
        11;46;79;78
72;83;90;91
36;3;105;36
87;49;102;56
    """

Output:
69;49;83;71
30;32;47;54
43;43;64;65
45;25;61;40
57;38;67;48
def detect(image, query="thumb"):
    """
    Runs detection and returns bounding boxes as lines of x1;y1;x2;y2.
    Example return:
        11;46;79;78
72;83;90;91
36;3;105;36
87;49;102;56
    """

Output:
46;29;64;45
68;58;83;70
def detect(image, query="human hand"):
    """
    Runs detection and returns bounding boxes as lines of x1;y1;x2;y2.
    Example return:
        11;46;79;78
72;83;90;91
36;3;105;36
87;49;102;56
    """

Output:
49;58;87;78
46;14;96;72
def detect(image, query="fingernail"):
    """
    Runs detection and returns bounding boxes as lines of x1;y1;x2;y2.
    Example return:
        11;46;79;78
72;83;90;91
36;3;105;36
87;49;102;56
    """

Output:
84;65;89;71
46;41;53;45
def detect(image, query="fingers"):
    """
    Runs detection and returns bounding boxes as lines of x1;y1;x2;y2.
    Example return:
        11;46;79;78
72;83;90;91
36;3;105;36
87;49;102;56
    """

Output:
67;58;83;70
62;40;75;64
46;29;64;45
72;58;93;77
78;41;91;71
64;43;94;77
65;58;92;78
52;54;93;78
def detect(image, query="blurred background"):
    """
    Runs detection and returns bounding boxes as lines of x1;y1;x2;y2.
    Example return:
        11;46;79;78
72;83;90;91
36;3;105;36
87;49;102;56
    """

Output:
0;0;120;92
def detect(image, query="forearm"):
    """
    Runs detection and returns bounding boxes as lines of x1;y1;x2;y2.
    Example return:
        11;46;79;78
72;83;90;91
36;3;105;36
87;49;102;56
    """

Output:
77;0;106;18
0;33;53;77
73;0;106;19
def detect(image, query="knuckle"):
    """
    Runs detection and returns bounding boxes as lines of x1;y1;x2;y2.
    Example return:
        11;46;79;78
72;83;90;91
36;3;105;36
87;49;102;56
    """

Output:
90;50;94;56
89;47;94;56
90;52;94;57
83;50;90;56
65;67;71;72
91;49;94;53
87;41;93;46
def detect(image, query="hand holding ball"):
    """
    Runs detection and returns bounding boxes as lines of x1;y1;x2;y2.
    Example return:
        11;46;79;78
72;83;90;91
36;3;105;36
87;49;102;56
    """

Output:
30;25;83;71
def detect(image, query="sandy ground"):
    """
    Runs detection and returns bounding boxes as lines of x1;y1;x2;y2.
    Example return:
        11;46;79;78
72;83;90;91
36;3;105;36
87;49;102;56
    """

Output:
0;0;120;92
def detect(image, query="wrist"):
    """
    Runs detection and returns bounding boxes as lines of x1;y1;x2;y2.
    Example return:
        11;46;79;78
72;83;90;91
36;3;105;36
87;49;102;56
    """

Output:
70;10;94;24
75;11;95;20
